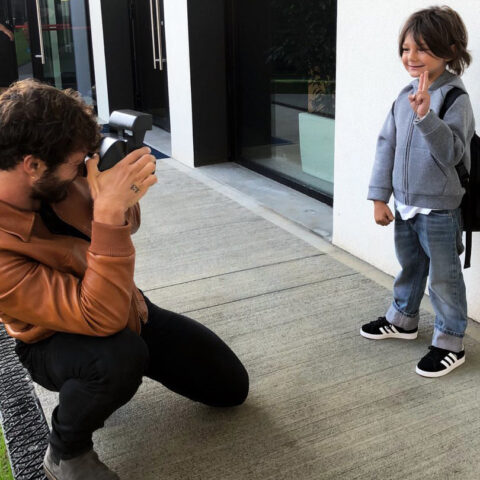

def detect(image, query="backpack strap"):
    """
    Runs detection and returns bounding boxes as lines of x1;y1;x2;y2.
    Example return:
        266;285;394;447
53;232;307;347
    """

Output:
464;230;472;269
439;87;465;119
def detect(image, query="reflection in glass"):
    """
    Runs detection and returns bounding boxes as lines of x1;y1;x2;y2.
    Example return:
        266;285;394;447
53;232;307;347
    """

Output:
38;0;94;104
5;0;94;105
236;0;337;199
0;0;20;86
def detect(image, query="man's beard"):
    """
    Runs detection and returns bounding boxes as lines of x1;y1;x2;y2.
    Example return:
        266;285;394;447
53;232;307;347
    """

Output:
31;171;72;204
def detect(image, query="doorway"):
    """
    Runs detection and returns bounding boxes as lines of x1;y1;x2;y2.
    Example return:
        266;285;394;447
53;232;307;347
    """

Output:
130;0;170;131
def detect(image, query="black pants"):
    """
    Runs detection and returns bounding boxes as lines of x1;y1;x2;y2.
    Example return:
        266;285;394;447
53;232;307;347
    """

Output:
15;296;249;459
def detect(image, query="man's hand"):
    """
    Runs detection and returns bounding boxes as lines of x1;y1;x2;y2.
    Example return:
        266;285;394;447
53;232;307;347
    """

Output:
373;200;394;226
0;24;14;41
86;147;157;225
408;71;430;118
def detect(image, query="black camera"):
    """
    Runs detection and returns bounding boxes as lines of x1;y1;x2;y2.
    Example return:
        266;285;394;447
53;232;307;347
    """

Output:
97;110;153;171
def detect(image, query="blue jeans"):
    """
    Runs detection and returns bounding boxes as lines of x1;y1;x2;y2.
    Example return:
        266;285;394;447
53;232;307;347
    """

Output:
386;208;467;352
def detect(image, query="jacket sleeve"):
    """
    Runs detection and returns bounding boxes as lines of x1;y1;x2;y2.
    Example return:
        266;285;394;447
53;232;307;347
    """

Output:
0;221;136;337
414;93;475;169
367;105;396;203
126;203;141;234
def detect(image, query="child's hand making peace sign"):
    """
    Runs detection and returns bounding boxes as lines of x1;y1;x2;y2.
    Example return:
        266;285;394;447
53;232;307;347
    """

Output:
408;71;430;118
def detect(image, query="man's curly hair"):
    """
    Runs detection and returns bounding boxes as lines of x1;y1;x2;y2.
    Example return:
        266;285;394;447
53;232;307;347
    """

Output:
0;79;101;171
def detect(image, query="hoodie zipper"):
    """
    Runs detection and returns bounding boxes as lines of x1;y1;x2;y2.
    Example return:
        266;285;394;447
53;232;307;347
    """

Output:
403;111;415;205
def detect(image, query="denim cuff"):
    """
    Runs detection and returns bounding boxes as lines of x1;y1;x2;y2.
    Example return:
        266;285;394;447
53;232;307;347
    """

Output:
386;303;419;330
432;328;464;352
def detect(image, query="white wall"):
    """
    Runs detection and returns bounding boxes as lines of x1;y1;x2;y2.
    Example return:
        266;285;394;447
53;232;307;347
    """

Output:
163;0;195;167
334;0;480;320
87;0;109;123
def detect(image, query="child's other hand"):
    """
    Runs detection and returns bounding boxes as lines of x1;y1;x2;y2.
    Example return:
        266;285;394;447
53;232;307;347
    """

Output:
408;71;430;117
373;201;394;226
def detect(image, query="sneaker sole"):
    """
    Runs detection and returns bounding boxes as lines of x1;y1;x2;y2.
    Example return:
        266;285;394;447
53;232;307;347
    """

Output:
415;355;465;378
360;329;418;340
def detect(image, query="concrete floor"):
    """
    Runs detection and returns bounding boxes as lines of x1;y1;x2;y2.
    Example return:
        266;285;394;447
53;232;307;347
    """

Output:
34;154;480;479
198;161;333;240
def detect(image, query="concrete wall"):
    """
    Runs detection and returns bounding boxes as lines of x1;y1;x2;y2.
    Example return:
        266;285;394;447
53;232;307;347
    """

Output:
164;0;195;167
88;0;109;123
333;0;480;320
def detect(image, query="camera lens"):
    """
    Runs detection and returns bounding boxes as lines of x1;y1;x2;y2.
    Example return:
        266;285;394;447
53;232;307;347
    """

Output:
98;137;128;171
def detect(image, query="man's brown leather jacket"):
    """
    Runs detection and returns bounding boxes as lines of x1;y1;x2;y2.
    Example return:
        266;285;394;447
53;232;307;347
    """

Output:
0;177;148;343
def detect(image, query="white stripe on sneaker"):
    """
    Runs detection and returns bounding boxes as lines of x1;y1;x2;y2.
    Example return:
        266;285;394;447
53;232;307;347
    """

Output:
360;320;418;341
416;350;465;378
381;325;398;335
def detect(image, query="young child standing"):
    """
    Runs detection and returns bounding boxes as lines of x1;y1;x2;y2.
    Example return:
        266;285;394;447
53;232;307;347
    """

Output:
361;6;475;377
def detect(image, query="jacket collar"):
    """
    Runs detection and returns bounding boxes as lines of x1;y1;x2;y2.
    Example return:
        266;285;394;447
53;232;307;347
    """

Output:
0;200;36;242
0;177;92;242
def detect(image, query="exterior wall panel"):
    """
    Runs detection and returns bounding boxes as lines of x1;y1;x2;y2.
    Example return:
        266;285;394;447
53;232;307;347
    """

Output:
333;0;480;320
99;0;135;113
187;0;229;166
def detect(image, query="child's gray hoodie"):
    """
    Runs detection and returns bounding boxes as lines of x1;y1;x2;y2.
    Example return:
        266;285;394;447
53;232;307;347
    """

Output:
368;70;475;209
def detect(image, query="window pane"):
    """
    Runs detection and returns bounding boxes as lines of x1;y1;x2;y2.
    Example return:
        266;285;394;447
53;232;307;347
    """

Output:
235;0;337;199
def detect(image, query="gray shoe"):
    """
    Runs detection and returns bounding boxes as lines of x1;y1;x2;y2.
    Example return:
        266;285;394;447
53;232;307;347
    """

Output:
43;445;120;480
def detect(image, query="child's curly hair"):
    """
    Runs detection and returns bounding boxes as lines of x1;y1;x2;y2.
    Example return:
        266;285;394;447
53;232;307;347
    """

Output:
0;79;101;171
398;5;471;76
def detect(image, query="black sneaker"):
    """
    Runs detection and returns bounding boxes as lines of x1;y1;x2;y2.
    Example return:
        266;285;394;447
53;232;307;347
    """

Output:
360;316;418;340
416;346;465;378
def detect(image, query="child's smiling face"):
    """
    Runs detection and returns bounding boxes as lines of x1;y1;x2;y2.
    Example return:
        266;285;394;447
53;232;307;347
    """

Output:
401;32;448;83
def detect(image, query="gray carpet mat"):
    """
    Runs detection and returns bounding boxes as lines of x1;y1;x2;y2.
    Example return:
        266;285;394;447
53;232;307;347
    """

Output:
0;328;48;479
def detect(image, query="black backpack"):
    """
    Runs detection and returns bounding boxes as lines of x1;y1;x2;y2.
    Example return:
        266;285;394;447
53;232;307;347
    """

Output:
439;87;480;269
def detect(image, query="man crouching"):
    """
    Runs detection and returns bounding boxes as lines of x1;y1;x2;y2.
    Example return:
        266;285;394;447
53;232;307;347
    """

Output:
0;79;249;480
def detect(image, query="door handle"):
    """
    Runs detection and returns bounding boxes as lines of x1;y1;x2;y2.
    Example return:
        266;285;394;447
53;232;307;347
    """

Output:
35;0;45;64
149;0;158;69
155;0;164;71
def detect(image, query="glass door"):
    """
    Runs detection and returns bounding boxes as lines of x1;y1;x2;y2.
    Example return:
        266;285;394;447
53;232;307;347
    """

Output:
230;0;337;203
131;0;170;131
2;0;95;103
28;0;94;103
